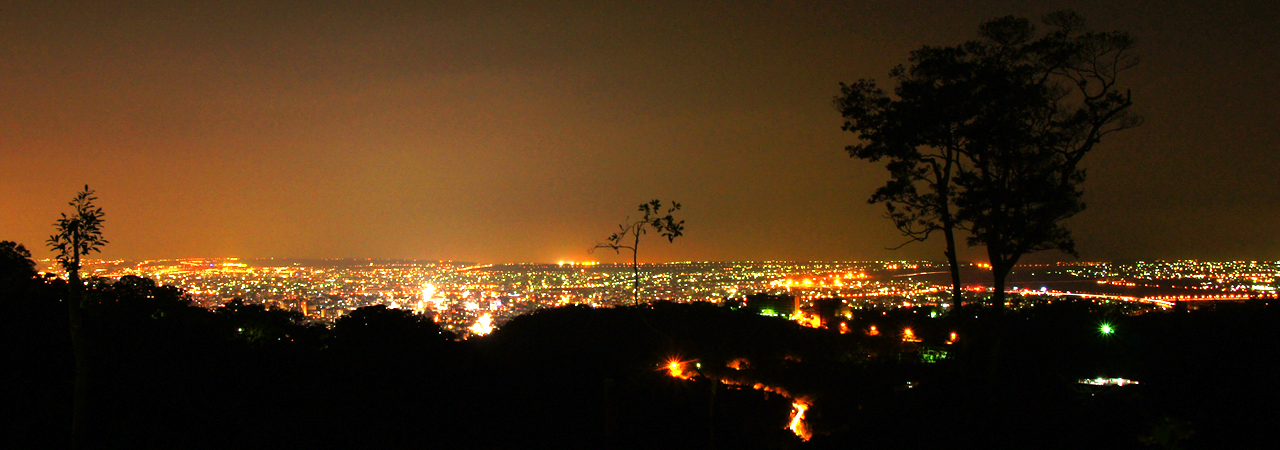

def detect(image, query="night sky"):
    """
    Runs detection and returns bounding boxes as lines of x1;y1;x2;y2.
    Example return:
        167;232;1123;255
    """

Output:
2;0;1277;264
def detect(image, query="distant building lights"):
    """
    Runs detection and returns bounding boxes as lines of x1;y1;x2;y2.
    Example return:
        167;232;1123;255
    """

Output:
1078;377;1138;386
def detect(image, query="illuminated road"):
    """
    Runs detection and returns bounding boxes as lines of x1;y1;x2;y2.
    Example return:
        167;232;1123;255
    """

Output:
1005;288;1278;308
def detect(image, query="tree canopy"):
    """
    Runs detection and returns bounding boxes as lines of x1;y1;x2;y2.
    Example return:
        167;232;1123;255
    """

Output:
0;241;39;299
47;185;108;277
836;11;1139;309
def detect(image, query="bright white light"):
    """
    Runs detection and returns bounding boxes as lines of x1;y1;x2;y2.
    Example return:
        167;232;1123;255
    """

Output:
469;313;494;336
1078;377;1139;386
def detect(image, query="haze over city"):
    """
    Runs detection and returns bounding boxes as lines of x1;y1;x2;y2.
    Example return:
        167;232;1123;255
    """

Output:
4;0;1277;264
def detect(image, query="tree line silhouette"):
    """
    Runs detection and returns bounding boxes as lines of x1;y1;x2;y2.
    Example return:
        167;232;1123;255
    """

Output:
4;238;1277;448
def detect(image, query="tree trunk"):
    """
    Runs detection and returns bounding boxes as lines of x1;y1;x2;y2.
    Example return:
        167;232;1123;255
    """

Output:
942;224;963;309
68;244;89;449
987;246;1008;314
708;379;717;449
983;249;1009;400
990;256;1022;315
632;228;641;305
991;267;1006;313
938;154;963;310
631;252;639;305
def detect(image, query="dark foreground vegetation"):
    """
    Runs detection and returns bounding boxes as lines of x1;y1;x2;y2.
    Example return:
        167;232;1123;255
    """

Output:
2;258;1276;449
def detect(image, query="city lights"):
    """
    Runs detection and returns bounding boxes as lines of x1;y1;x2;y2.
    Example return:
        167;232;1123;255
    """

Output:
663;357;694;380
80;258;1279;338
1079;377;1139;386
469;313;494;336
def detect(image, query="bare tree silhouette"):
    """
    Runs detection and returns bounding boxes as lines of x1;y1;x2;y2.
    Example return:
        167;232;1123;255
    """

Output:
592;200;684;305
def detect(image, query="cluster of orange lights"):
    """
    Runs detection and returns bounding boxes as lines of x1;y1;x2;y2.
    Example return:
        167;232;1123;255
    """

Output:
863;325;957;344
773;272;869;288
841;287;941;298
663;358;695;380
793;311;822;329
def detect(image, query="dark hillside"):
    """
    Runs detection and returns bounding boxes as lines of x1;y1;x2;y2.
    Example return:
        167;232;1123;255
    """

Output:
2;264;1276;449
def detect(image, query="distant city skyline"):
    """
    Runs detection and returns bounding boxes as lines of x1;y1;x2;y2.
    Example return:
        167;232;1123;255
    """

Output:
82;258;1278;336
3;0;1277;264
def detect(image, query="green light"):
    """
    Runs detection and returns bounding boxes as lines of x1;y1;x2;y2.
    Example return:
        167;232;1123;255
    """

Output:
1100;323;1114;335
761;308;776;317
920;348;948;363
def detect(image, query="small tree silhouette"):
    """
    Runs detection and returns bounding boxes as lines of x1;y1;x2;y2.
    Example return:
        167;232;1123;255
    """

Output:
0;241;39;298
592;200;684;305
46;185;107;449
